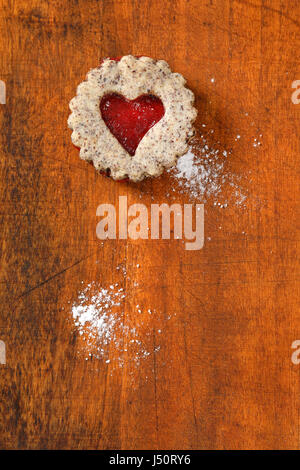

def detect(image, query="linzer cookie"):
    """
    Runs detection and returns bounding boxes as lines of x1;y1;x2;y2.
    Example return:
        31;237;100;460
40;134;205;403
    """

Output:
68;55;197;182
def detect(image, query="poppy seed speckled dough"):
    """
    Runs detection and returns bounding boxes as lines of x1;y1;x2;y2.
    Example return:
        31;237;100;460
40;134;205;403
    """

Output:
68;55;197;182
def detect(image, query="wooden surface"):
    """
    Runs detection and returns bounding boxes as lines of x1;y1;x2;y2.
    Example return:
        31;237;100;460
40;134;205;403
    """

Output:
0;0;299;450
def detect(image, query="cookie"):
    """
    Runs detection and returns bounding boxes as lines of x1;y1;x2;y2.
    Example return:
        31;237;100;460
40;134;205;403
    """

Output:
68;55;197;182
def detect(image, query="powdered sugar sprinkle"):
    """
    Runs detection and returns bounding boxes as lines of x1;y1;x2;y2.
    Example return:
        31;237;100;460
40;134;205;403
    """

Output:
70;276;170;372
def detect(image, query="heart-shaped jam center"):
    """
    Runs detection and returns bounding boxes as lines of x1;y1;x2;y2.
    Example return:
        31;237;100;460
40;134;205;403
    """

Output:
100;93;165;156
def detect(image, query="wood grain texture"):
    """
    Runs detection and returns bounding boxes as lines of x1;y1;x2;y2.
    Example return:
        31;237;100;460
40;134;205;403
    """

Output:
0;0;299;450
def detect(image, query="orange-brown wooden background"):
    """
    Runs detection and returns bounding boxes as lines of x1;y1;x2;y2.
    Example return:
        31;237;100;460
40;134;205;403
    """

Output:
0;0;299;450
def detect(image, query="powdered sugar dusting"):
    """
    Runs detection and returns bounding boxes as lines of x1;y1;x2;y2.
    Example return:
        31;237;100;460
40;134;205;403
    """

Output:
72;282;125;347
71;275;171;371
173;147;225;199
168;132;251;208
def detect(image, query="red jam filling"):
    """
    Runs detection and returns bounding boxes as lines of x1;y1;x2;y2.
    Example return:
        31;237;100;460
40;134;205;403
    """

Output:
100;93;165;156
